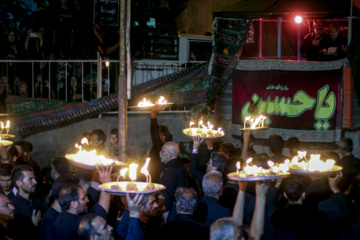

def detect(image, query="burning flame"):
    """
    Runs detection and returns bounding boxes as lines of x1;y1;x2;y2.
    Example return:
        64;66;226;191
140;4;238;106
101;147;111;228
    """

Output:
157;96;167;105
120;168;128;177
129;163;138;181
289;152;336;172
236;158;289;177
137;98;154;107
81;138;89;145
141;158;150;176
70;142;118;166
185;120;224;138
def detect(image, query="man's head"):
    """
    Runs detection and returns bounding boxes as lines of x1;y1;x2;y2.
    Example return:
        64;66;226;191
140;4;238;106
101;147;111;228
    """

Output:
0;194;15;222
219;142;235;159
0;76;8;85
90;129;106;149
52;174;80;201
76;169;93;195
19;81;28;94
314;20;325;35
59;184;89;215
175;187;197;214
339;138;353;156
210;217;241;240
159;142;179;164
202;171;223;198
140;194;159;217
109;128;118;147
0;164;13;193
287;137;300;157
268;135;284;156
79;213;113;240
329;22;340;40
51;157;70;180
284;177;306;204
7;31;16;43
207;152;227;173
158;125;172;144
11;165;36;193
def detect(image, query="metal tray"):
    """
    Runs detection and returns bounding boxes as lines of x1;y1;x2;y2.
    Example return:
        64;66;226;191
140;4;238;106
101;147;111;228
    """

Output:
240;126;269;131
99;181;166;196
289;165;343;176
65;154;127;170
227;172;289;182
128;102;174;111
0;134;15;139
182;128;225;140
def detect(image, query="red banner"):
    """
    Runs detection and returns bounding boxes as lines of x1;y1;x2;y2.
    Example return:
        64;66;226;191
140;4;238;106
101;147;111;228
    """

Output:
232;62;343;143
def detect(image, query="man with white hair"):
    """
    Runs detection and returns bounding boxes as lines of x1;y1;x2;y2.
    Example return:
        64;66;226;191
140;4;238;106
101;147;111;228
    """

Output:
195;170;231;228
159;142;189;220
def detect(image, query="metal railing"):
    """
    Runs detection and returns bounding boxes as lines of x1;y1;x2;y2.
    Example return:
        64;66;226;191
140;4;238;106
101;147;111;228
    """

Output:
0;59;205;107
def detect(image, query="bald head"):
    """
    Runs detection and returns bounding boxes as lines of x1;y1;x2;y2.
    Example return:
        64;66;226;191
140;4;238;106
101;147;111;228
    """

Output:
160;142;180;163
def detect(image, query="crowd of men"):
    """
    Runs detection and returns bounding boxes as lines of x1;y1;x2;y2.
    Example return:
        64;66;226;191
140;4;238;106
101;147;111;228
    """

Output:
0;106;359;240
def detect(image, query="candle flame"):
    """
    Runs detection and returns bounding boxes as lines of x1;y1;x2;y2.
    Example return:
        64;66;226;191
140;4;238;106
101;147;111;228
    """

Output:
246;158;253;164
199;120;203;125
137;98;154;107
236;161;241;170
129;163;138;181
81;138;89;145
141;158;151;176
267;160;274;167
120;168;128;177
157;96;167;105
190;121;195;126
5;121;9;129
1;122;4;129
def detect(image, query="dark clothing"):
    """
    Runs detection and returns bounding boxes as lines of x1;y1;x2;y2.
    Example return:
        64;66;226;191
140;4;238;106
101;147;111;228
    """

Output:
339;154;360;171
53;203;107;240
323;35;348;61
115;210;146;240
11;194;42;220
40;207;59;240
159;158;189;216
7;214;39;240
149;117;165;183
270;154;290;164
195;196;232;228
271;203;327;240
305;178;333;209
190;153;205;186
300;32;331;61
219;182;239;211
159;214;208;240
318;193;356;240
6;191;15;201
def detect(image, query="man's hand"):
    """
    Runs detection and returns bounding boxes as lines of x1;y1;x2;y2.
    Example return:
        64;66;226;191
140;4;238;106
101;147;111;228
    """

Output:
97;165;113;184
238;181;247;192
243;130;251;144
255;182;269;198
312;36;323;46
127;193;144;218
151;104;164;118
329;171;343;193
31;210;41;226
193;136;203;151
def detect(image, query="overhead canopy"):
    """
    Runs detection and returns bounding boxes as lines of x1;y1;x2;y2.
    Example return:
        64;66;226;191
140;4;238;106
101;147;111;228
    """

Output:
214;0;359;19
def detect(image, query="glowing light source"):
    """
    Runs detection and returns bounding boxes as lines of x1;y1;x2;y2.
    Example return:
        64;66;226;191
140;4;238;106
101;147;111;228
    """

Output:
295;16;302;24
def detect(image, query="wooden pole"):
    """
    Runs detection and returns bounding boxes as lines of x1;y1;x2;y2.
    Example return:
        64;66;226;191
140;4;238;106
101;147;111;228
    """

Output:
118;0;127;162
126;0;132;99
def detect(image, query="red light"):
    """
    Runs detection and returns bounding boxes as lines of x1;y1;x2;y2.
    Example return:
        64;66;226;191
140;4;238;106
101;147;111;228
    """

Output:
295;16;302;24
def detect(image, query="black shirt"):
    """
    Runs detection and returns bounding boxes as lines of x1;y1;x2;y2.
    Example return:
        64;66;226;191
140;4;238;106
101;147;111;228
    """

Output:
11;194;42;220
53;203;107;240
40;207;60;240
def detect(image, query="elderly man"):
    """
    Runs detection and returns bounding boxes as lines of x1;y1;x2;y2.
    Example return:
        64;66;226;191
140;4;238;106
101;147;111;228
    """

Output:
159;142;189;220
159;187;208;240
53;166;112;240
195;171;231;228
